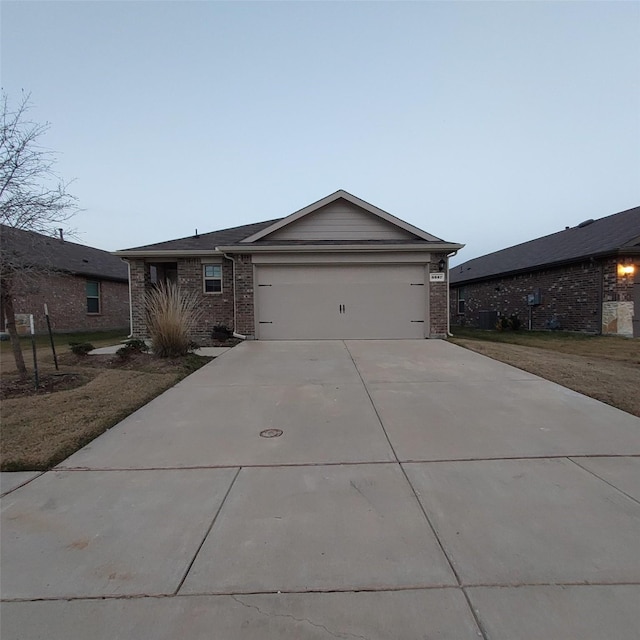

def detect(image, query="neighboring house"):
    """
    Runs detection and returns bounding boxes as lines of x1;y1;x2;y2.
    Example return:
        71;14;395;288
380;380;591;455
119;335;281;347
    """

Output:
0;225;130;334
115;190;463;342
449;206;640;337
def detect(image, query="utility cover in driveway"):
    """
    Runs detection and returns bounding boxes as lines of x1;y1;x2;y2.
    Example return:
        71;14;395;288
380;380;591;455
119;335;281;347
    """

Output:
255;264;427;339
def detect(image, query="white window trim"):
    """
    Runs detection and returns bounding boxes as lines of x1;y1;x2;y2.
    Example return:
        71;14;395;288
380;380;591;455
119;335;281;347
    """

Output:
203;264;223;295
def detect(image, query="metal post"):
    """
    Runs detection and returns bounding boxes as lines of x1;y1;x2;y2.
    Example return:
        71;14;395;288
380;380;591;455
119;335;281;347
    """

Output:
30;314;39;389
44;304;58;370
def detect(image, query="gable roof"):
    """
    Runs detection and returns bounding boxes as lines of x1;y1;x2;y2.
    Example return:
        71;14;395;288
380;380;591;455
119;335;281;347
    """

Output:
241;190;444;243
116;190;463;257
450;206;640;285
1;225;128;281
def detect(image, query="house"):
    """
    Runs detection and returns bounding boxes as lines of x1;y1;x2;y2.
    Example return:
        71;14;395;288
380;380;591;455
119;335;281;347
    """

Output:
0;225;130;334
115;190;463;342
449;206;640;337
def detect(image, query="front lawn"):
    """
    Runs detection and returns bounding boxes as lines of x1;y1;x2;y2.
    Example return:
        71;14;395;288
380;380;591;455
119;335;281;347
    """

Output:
0;332;213;471
449;327;640;417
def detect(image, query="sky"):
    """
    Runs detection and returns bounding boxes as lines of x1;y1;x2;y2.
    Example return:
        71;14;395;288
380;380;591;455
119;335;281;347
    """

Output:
1;0;639;265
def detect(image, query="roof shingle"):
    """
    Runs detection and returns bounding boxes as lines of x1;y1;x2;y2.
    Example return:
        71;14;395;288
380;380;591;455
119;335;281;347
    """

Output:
120;219;282;252
1;225;128;281
450;206;640;285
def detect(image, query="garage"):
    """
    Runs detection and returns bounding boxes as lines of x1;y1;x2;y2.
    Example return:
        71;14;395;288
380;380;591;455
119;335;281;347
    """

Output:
255;264;428;340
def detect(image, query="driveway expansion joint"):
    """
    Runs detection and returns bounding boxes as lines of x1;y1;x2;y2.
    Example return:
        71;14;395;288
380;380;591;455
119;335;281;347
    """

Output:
567;457;640;505
343;341;490;640
174;467;241;595
3;581;640;604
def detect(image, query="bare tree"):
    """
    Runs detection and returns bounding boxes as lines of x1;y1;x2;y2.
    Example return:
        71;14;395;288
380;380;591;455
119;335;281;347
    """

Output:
1;91;79;378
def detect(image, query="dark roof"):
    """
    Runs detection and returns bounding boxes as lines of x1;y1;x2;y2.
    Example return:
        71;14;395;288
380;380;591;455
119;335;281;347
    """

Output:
1;225;129;281
450;206;640;285
120;219;282;252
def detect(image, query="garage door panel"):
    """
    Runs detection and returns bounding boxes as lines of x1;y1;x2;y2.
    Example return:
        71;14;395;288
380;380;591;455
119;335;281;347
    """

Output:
256;265;428;340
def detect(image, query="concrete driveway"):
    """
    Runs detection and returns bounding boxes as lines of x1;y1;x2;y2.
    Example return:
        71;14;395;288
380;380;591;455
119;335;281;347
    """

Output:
2;340;639;638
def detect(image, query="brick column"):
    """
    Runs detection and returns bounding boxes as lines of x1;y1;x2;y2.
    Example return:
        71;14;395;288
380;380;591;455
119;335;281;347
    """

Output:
429;253;448;338
128;259;151;338
234;254;255;337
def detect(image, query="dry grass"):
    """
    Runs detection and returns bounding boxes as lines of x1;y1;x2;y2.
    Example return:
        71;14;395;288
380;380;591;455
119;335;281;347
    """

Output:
1;339;212;471
0;329;129;374
449;330;640;418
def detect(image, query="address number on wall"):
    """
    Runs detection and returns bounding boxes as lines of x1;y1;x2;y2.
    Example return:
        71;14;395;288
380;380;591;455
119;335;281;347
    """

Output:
429;273;446;282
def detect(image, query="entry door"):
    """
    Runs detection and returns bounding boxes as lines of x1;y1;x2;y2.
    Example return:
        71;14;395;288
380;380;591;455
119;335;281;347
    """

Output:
256;264;427;340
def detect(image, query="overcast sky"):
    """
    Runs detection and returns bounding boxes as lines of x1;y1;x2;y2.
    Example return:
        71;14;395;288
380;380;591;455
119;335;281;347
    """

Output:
2;1;639;264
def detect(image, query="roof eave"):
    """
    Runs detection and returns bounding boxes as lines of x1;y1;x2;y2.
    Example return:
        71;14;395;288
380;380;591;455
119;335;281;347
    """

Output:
218;243;464;253
113;249;224;258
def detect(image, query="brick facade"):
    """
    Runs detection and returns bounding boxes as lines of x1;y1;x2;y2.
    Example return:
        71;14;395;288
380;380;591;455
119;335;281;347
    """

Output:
234;254;255;337
128;257;238;345
449;255;638;336
129;252;453;342
429;253;449;338
177;258;235;342
4;271;129;334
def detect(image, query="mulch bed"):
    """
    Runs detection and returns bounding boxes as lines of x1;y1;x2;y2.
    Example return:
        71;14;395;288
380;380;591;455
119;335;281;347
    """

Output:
0;372;91;400
1;349;217;400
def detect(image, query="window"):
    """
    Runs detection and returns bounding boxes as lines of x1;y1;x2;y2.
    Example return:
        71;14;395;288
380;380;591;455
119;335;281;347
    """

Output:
149;262;177;285
87;280;100;313
457;287;465;315
203;264;222;293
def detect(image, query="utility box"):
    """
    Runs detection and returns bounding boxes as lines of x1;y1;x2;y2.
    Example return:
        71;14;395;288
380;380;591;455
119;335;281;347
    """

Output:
478;310;498;330
527;289;542;306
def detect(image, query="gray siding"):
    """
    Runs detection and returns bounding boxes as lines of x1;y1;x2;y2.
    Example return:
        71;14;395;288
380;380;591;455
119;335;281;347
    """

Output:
267;201;416;241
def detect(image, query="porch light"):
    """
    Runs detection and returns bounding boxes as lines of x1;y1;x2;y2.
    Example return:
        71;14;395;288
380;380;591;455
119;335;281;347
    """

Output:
618;264;636;276
438;258;446;272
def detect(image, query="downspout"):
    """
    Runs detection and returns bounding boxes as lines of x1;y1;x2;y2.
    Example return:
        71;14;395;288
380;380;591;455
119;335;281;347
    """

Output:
446;251;458;337
123;259;133;338
223;252;247;340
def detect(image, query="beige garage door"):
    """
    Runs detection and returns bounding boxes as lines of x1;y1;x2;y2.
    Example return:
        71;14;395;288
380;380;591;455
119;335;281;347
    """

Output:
255;264;427;339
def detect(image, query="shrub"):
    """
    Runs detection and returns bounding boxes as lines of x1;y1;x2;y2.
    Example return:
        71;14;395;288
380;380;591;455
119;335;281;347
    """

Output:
145;281;204;357
496;314;522;331
116;339;149;359
211;324;233;341
69;342;94;355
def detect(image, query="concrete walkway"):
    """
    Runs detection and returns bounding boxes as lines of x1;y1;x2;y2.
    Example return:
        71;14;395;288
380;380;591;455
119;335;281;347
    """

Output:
2;340;639;638
88;343;231;357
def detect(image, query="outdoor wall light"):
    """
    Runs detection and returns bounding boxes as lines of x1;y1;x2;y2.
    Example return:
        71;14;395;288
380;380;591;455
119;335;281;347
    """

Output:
618;264;636;276
438;258;446;272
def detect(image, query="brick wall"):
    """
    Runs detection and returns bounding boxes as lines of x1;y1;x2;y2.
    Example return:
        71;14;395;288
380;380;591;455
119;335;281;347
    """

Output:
178;258;235;343
128;257;237;345
449;254;638;335
129;259;150;338
234;254;255;337
429;253;449;338
5;271;129;334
